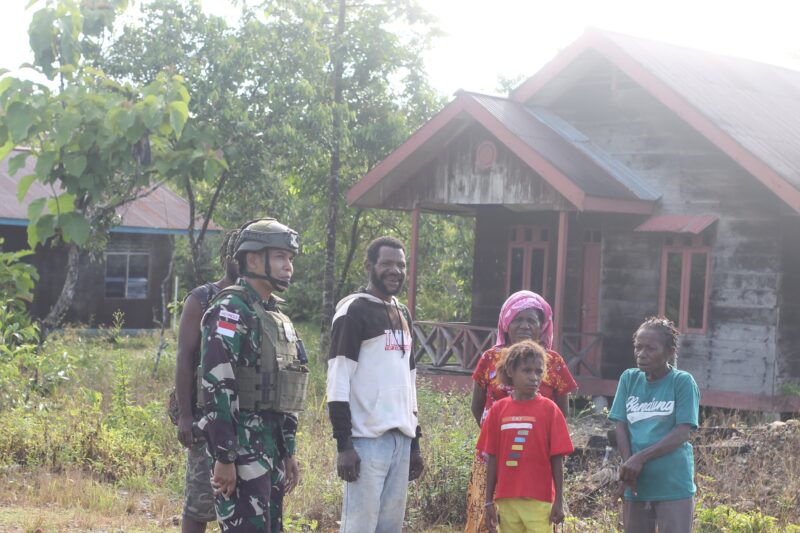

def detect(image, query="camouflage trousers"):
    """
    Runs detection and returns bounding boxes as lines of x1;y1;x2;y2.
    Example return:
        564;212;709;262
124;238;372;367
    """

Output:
184;440;216;523
184;441;286;531
211;427;287;532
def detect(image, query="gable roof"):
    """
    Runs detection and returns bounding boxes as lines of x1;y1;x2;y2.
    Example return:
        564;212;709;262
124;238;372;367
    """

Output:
512;29;800;214
347;91;657;214
0;149;219;235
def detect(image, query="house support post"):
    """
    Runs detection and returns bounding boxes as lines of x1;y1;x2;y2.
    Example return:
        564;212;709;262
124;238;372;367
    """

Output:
554;211;568;352
408;206;421;319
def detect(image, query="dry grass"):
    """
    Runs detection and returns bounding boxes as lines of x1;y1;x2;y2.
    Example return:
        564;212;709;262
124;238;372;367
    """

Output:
0;469;185;532
694;419;800;523
1;328;799;532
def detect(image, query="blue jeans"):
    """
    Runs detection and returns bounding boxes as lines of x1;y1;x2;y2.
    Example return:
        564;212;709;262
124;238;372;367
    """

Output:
340;430;411;533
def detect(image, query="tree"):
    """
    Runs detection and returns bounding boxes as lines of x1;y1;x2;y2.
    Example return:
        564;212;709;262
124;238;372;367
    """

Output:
0;0;222;335
97;0;331;286
306;0;442;354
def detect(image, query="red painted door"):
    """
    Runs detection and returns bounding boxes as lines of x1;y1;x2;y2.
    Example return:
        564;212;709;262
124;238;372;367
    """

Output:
579;233;602;376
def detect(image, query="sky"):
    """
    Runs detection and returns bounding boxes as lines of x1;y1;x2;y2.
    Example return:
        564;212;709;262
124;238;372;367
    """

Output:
1;0;799;98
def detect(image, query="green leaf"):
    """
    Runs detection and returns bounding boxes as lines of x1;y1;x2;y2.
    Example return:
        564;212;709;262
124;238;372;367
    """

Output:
47;193;75;215
168;101;189;139
64;154;87;177
140;94;162;129
5;101;36;142
0;76;14;98
34;214;56;244
26;222;38;248
0;140;14;161
34;151;56;179
8;152;29;176
16;174;37;203
27;197;47;221
59;212;90;245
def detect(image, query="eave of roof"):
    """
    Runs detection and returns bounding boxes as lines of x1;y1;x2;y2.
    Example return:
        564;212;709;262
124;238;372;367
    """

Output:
634;214;718;234
511;28;800;214
1;149;221;233
347;92;656;215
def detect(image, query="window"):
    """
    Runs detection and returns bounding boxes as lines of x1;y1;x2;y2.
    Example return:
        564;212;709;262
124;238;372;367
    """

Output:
105;250;150;299
507;224;549;296
659;235;710;333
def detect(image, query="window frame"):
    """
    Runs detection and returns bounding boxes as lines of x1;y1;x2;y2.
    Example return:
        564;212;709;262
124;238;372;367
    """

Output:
505;224;550;298
658;235;710;334
105;250;150;300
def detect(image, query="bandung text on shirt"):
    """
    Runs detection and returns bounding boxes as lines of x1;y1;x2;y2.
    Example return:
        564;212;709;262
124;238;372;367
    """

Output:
626;396;674;424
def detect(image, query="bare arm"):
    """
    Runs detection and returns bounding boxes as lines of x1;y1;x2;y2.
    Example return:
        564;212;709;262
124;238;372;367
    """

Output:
550;455;565;524
470;382;486;427
615;421;632;462
555;393;569;416
485;454;499;532
175;293;203;447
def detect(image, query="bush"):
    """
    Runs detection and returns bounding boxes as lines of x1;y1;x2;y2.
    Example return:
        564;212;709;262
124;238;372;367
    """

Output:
0;239;42;407
695;504;798;533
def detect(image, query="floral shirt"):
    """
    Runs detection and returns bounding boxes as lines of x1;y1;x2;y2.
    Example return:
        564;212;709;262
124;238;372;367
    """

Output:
472;346;578;425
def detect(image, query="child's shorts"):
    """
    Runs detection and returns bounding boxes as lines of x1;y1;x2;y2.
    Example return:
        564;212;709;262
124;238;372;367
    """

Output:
496;498;551;533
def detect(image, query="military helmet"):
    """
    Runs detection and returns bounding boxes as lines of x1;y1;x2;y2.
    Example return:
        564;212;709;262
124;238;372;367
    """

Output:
234;218;300;257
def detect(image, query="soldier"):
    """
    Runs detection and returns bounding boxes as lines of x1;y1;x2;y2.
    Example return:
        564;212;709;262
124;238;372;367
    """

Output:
198;218;309;533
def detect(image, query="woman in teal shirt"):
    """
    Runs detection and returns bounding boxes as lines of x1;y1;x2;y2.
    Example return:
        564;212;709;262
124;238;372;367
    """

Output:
609;316;700;533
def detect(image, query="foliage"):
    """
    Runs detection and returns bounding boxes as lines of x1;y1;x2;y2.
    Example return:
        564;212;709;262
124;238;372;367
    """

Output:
0;238;42;407
695;504;795;533
778;381;800;397
0;329;799;531
0;0;225;331
93;0;475;327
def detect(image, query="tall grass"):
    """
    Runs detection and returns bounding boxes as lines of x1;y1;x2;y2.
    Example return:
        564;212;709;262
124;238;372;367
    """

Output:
0;324;798;531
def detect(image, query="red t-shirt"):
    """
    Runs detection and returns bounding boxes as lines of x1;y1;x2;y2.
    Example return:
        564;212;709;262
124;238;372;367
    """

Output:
477;395;574;503
472;347;578;424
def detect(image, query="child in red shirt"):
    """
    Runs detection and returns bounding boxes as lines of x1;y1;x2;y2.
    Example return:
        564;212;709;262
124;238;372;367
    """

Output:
477;340;574;533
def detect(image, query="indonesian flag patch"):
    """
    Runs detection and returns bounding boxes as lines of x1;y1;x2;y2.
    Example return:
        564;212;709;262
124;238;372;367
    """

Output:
217;320;237;338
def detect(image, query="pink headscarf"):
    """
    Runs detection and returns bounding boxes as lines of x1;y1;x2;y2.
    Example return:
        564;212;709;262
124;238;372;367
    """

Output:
495;290;553;350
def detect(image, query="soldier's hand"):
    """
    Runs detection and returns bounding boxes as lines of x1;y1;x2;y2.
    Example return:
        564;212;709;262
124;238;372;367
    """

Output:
336;449;361;482
283;456;300;494
177;415;194;448
212;460;237;499
409;450;424;481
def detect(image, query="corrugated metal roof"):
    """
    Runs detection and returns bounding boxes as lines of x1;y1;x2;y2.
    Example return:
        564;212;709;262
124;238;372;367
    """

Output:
0;149;218;234
465;92;657;201
634;214;718;234
599;31;800;194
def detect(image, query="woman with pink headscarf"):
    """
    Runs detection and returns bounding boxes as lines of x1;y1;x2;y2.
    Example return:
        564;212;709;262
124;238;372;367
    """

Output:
464;291;577;533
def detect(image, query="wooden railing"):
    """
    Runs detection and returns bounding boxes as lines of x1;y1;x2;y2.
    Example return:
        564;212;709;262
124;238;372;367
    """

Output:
562;331;604;378
412;321;496;371
413;322;603;376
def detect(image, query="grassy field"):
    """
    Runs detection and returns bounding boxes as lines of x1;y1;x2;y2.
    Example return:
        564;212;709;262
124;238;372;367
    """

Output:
0;324;798;532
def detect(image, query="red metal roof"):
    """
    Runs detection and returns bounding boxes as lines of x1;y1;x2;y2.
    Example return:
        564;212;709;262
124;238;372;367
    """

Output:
513;29;800;214
634;214;718;234
0;149;218;234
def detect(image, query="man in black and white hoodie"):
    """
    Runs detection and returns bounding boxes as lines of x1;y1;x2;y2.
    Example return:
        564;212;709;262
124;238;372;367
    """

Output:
326;236;424;533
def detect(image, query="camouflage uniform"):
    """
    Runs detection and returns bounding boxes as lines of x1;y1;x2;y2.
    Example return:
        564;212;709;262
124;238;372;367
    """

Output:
199;278;298;533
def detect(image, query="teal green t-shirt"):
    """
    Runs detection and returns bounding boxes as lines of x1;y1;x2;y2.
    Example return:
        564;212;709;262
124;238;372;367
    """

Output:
609;367;700;501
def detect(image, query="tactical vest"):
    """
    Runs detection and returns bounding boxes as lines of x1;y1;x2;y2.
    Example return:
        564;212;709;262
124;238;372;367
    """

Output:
201;285;309;413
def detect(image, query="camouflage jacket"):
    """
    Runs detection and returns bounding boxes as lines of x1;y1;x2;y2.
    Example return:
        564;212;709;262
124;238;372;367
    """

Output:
198;278;298;464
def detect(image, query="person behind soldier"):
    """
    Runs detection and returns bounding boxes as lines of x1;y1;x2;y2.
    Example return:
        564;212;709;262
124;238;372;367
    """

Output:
198;218;307;533
173;229;239;533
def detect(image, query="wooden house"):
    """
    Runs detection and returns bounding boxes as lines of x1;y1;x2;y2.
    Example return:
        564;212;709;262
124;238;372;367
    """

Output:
347;30;800;411
1;148;217;329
